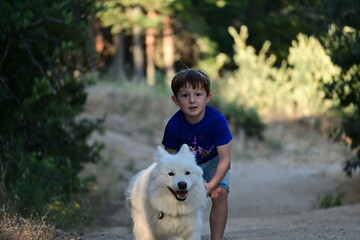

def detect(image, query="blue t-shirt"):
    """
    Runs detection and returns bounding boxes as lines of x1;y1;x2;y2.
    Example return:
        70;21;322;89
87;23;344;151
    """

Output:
162;105;232;164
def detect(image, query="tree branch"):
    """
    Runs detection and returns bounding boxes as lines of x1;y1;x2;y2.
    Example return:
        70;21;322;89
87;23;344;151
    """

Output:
0;76;20;103
0;37;11;70
24;44;46;78
16;15;87;35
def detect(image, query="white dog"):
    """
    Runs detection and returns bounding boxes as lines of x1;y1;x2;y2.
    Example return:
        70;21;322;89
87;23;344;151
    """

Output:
126;144;206;240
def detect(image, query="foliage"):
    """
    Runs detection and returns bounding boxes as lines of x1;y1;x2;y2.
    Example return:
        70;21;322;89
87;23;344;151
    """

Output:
46;200;89;230
210;96;265;138
287;33;341;115
93;0;334;79
341;109;360;176
217;25;340;116
96;0;174;34
196;53;229;81
237;0;329;63
319;0;360;176
0;0;103;217
171;0;329;65
320;193;343;209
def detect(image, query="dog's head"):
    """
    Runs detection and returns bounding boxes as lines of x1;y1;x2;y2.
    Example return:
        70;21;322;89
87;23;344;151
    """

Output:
149;144;206;216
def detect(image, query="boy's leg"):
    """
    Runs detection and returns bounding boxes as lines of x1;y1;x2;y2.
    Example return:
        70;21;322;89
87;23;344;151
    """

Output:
209;187;228;240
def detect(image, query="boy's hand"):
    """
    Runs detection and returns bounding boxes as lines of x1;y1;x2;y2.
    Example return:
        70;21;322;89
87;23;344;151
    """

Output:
204;182;214;197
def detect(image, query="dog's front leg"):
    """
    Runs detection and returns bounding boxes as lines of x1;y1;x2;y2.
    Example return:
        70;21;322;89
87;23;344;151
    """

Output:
133;221;155;240
131;210;155;240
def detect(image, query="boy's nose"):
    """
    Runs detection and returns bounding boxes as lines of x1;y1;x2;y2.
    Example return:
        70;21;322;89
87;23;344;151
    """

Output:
189;94;195;102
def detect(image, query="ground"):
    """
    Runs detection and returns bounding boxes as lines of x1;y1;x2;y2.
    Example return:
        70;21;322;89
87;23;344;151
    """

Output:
55;84;360;239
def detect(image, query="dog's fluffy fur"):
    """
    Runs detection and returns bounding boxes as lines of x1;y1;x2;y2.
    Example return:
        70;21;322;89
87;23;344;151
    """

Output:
126;144;206;240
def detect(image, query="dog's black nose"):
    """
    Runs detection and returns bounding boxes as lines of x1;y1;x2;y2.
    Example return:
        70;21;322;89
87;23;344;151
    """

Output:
178;181;187;190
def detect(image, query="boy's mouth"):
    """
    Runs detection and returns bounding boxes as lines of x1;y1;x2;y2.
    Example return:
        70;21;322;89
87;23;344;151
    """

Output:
189;106;197;111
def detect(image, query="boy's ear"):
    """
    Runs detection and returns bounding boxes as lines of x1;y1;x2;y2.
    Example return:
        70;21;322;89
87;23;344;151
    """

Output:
171;95;179;105
206;92;213;103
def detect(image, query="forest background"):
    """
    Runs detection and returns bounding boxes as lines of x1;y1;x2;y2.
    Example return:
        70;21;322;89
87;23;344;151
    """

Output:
0;0;359;238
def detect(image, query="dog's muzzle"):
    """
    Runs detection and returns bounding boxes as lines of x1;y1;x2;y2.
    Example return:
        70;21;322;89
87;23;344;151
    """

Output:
167;181;188;201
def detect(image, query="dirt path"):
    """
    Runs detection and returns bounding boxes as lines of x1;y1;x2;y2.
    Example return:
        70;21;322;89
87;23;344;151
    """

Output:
54;204;360;240
65;126;359;240
59;85;360;239
209;204;360;239
226;159;340;218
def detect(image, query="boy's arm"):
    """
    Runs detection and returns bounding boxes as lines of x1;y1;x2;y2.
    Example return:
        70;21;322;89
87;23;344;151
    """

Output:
205;143;231;195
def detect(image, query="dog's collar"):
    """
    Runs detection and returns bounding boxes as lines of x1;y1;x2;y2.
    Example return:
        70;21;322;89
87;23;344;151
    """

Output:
158;211;164;219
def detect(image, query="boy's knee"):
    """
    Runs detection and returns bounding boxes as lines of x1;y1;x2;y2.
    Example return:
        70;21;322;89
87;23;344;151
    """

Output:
210;187;228;200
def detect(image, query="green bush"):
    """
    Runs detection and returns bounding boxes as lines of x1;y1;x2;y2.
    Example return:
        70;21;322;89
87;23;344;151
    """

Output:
211;96;265;138
337;104;360;177
0;0;103;217
322;24;360;176
218;26;340;116
222;23;360;176
320;193;343;209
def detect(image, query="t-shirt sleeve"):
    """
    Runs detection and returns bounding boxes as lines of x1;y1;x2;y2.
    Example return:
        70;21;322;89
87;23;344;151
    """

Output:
162;120;179;150
214;115;232;146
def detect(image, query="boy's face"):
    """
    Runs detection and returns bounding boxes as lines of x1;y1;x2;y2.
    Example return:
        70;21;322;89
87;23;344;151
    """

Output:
172;83;212;124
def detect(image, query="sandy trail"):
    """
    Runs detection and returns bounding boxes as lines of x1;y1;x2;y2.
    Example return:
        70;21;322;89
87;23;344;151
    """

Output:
206;204;360;239
59;86;360;239
82;126;359;240
226;159;340;218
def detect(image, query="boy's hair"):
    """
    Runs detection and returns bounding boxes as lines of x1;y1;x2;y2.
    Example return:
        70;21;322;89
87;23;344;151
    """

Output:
171;69;211;96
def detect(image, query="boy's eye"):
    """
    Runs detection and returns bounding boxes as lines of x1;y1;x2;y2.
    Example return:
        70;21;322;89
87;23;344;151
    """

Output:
181;94;188;97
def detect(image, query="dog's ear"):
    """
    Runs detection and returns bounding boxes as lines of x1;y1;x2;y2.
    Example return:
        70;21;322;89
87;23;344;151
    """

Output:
154;146;168;164
178;144;195;160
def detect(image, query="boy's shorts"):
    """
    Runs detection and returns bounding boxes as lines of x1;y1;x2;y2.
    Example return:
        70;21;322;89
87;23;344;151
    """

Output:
199;156;230;193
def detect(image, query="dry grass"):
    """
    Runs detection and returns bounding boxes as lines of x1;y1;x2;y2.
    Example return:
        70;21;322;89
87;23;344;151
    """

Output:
0;208;55;240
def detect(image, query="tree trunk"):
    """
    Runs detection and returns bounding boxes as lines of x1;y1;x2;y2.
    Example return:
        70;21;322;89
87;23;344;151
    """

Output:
132;25;145;82
146;11;157;86
163;16;175;85
113;29;126;82
89;17;106;72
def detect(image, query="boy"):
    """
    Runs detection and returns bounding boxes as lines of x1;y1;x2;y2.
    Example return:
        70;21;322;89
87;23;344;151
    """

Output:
162;69;232;240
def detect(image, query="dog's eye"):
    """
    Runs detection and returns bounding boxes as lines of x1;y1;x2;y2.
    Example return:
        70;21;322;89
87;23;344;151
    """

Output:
168;172;175;176
185;171;190;175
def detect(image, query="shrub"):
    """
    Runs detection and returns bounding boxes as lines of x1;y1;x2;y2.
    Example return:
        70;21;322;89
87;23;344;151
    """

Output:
320;193;343;209
0;0;103;217
322;25;360;176
218;26;340;116
210;96;265;138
